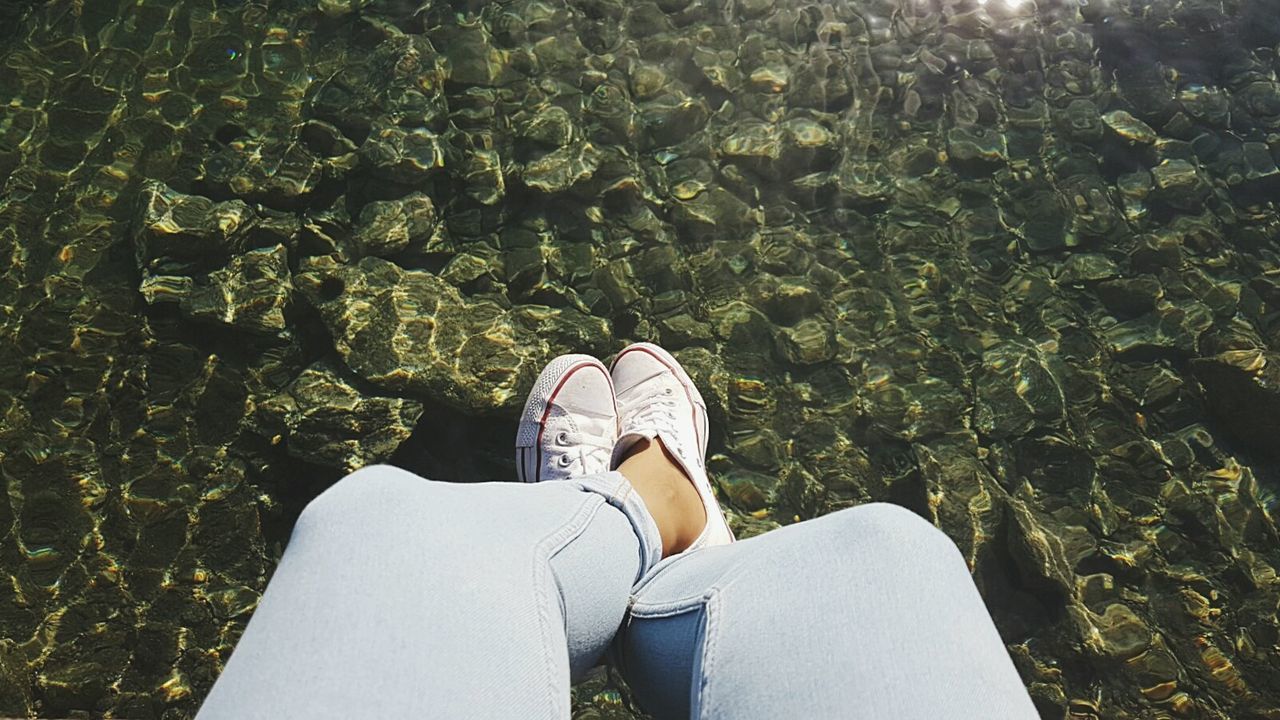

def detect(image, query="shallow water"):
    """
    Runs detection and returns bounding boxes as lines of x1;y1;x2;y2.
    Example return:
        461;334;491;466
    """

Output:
1;0;1279;717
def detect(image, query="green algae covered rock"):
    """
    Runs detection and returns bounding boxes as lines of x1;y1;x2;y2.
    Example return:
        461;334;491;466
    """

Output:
253;361;424;472
296;256;612;411
5;0;1280;718
141;245;293;335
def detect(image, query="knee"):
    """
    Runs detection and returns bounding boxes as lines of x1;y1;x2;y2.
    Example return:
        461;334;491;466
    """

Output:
296;464;424;528
822;502;962;565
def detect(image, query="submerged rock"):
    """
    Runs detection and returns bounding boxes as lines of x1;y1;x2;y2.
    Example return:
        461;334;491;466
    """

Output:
353;193;442;257
1150;159;1210;209
135;181;255;273
140;245;292;335
12;1;1280;718
429;21;514;87
776;317;834;365
253;360;424;471
1102;110;1158;144
295;256;611;410
975;343;1066;440
519;105;576;148
946;125;1007;171
198;137;327;207
521;141;602;193
1192;349;1280;457
360;124;447;182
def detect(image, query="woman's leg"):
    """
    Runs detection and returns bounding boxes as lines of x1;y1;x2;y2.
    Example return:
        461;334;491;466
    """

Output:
197;464;663;720
614;502;1039;720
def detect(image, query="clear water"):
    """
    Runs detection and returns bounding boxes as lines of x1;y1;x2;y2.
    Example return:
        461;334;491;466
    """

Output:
1;0;1279;717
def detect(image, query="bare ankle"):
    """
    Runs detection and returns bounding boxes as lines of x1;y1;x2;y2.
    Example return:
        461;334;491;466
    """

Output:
616;438;707;557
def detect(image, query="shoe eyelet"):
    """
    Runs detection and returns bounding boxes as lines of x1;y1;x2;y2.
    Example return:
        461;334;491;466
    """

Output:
663;387;674;395
555;431;569;445
556;455;573;467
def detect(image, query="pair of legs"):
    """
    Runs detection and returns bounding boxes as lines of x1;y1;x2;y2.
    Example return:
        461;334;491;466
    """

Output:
196;458;1039;719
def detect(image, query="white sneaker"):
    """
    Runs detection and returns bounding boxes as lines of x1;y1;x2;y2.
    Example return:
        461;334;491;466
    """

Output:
609;342;735;549
516;355;619;483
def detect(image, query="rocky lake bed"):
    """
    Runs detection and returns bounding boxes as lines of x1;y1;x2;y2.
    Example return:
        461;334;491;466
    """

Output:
1;0;1280;716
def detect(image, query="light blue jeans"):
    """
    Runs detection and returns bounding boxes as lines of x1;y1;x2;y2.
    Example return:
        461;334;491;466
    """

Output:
196;465;1038;719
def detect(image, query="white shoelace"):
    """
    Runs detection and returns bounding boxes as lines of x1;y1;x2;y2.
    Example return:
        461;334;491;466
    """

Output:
547;430;615;473
621;388;688;458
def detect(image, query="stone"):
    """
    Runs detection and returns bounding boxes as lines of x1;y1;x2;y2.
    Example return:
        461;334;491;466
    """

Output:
1060;98;1103;142
440;253;493;287
1150;159;1210;209
453;138;506;205
1006;498;1076;601
1221;141;1280;198
503;246;545;292
1096;277;1163;316
780;117;838;169
1192;350;1280;457
1102;110;1158;144
721;122;784;166
641;96;711;148
140;245;292;335
1104;306;1210;358
670;187;759;244
295;256;611;410
14;2;1280;717
1056;254;1119;284
1116;170;1152;222
974;343;1066;440
519;105;576;148
864;377;967;442
318;0;370;18
353;193;441;257
776;318;834;365
522;141;602;193
946;125;1007;171
430;22;513;87
197;137;326;207
253;361;424;472
360;124;447;182
715;467;780;512
135;181;254;273
658;313;713;348
761;281;822;325
1085;603;1152;661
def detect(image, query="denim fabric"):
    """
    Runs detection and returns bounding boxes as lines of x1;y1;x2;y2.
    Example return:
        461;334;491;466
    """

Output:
615;503;1040;720
198;467;1037;720
197;465;659;720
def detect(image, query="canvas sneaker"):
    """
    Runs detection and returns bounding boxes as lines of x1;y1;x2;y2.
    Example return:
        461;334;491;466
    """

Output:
516;355;619;483
609;342;735;549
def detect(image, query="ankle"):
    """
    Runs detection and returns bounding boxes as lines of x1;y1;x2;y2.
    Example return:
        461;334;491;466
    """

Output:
616;439;707;557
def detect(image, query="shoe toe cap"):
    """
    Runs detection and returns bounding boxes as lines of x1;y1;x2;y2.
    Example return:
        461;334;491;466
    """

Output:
554;362;616;416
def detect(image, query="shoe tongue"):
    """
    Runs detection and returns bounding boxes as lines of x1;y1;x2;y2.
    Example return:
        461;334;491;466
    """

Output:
574;411;615;443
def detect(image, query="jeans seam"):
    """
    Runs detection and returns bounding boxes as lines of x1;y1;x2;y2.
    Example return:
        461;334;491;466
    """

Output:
531;493;606;719
693;588;721;720
629;592;713;617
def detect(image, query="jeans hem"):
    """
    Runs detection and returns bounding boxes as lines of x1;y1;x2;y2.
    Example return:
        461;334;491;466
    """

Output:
574;471;663;583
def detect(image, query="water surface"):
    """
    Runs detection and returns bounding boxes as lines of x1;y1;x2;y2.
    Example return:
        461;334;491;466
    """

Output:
1;0;1279;717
